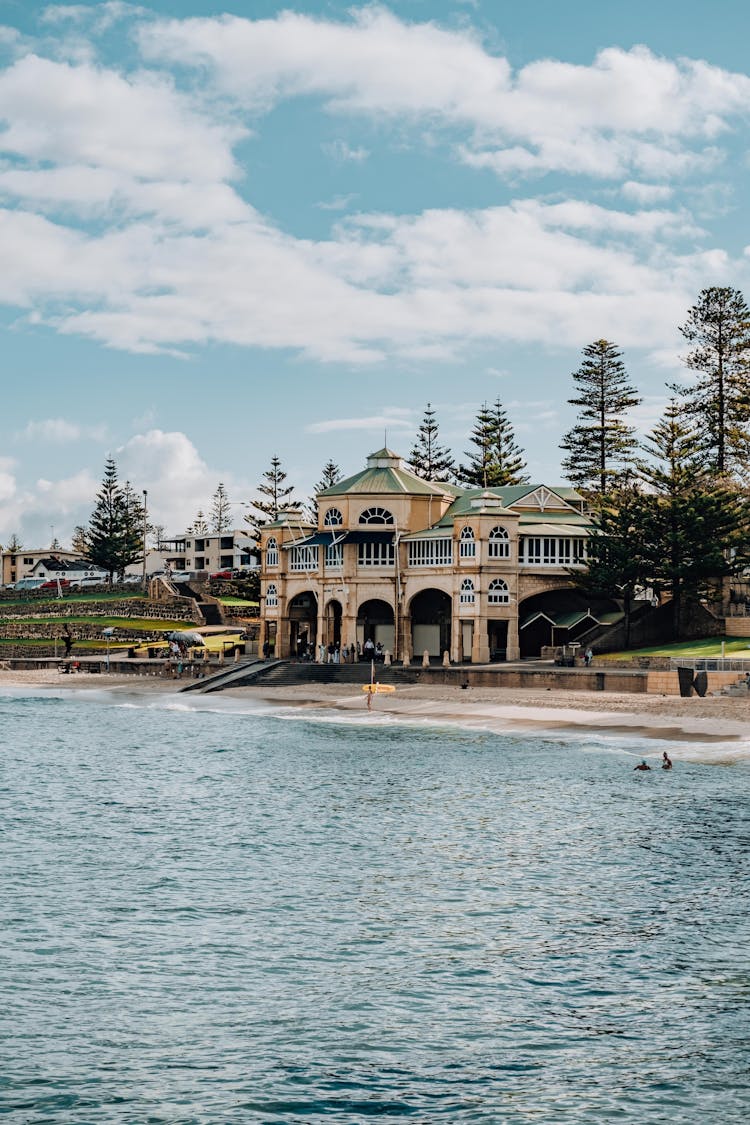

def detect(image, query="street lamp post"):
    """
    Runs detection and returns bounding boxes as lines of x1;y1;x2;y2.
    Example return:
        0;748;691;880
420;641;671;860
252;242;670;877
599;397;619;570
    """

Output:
142;489;148;592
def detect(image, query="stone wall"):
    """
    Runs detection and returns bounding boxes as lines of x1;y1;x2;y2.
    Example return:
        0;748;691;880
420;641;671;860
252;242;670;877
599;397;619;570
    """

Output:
646;669;743;695
0;598;195;622
724;617;750;637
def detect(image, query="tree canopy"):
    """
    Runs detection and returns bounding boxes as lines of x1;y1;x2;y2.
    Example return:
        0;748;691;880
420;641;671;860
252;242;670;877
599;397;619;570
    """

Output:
560;339;641;495
459;399;527;487
408;403;455;482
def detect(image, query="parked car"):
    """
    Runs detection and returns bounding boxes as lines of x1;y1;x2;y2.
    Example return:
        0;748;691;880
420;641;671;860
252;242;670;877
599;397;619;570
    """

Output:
209;568;235;580
8;578;45;591
39;578;71;591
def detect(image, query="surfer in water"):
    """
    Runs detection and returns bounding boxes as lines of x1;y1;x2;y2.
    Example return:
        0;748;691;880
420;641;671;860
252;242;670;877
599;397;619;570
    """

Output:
662;752;673;770
633;760;651;771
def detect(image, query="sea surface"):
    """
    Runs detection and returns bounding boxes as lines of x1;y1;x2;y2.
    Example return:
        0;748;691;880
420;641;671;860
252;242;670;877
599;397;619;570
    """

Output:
1;687;749;1124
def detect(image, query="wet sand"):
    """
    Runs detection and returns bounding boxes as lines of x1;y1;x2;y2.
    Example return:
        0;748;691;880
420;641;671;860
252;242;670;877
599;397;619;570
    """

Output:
2;670;749;750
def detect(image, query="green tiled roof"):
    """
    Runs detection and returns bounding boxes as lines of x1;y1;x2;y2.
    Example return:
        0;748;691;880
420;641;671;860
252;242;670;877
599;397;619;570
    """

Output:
319;465;453;497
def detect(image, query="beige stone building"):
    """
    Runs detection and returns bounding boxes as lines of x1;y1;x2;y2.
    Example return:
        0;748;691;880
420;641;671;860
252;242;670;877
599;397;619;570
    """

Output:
259;447;596;662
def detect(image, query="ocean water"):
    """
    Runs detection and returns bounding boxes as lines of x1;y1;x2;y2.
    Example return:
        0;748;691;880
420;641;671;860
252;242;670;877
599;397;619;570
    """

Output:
1;688;749;1124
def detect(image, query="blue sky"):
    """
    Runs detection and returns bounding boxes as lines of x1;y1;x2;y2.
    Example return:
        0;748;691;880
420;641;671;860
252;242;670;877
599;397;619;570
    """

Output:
2;0;750;545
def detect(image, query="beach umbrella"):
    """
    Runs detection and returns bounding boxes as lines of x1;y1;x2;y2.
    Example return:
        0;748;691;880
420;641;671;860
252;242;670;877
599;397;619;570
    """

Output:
167;630;207;646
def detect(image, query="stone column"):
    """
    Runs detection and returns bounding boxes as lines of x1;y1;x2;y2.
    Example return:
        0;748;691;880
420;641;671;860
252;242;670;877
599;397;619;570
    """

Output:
506;614;520;661
472;615;490;664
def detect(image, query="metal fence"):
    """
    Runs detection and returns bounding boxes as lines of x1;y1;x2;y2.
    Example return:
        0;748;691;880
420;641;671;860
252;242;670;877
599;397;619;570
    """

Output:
672;658;750;672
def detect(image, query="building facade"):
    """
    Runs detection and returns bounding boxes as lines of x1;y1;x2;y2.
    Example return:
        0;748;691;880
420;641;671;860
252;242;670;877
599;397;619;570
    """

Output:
259;448;594;662
1;548;82;587
159;530;256;574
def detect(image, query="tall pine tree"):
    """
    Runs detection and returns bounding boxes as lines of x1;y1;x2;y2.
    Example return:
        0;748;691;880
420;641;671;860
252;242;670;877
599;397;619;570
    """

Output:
576;477;652;649
245;456;296;542
638;401;749;636
86;459;145;582
408;403;455;482
309;460;342;523
672;286;750;477
560;339;641;495
460;399;527;487
210;483;232;533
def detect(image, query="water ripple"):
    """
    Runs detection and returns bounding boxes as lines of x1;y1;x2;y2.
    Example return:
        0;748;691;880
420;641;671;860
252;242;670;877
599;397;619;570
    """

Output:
0;693;748;1123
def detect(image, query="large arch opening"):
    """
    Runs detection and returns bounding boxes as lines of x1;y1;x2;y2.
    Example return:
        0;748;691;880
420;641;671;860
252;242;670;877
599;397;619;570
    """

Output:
325;599;342;649
410;588;451;659
357;599;394;655
288;590;318;659
518;588;620;658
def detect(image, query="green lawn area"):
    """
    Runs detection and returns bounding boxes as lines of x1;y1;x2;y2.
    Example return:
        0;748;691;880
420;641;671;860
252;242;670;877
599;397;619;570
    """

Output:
219;597;259;608
0;637;131;650
0;592;144;608
601;636;750;660
10;615;190;631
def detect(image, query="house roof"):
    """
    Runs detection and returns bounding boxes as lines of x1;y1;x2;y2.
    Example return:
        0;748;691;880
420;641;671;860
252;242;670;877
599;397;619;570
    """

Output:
318;452;455;498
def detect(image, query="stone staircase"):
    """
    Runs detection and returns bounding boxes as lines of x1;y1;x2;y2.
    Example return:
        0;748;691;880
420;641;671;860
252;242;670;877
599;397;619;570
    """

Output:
712;674;750;698
182;659;413;694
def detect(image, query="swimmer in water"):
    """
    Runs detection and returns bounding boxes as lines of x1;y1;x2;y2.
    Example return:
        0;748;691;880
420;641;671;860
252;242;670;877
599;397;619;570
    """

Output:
633;760;651;771
662;752;673;770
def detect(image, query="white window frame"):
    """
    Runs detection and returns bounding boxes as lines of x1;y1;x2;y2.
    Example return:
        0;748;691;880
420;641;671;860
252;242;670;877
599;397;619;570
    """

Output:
488;578;509;605
324;508;343;527
325;542;343;568
265;536;279;568
289;545;319;572
520;536;588;566
459;578;475;605
358;541;395;567
459;526;476;558
266;583;278;607
488;526;510;559
407;538;453;567
359;507;394;525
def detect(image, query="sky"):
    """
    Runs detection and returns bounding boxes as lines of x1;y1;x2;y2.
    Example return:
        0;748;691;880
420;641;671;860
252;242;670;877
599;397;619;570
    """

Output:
2;0;750;546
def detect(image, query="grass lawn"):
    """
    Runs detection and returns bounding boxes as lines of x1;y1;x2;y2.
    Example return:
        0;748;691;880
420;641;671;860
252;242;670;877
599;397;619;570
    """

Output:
219;597;259;608
9;616;190;631
601;636;750;660
0;592;144;608
0;638;131;650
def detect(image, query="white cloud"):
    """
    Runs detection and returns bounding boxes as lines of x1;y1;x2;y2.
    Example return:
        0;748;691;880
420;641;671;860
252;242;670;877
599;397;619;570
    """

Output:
621;181;674;204
19;418;108;443
0;54;243;184
140;12;750;182
316;193;358;212
322;139;369;163
307;409;413;434
0;12;745;369
116;429;248;533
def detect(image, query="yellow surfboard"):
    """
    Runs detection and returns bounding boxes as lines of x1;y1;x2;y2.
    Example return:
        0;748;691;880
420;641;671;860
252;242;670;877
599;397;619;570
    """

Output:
362;683;396;694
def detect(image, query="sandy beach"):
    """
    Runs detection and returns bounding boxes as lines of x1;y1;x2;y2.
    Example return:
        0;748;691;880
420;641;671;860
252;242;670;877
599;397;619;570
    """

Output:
2;668;749;751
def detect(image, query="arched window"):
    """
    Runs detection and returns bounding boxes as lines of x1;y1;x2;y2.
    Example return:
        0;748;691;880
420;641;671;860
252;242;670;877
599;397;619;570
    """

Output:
324;507;343;526
488;578;509;605
265;536;279;567
265;583;278;607
359;507;394;525
488;526;509;558
459;526;476;558
459;578;475;605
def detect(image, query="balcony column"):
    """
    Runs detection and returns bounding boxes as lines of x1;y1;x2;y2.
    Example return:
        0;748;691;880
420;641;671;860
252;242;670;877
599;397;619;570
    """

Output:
472;609;490;664
506;613;520;661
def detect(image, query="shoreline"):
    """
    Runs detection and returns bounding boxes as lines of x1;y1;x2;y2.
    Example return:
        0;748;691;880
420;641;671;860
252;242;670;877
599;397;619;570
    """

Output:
2;669;749;754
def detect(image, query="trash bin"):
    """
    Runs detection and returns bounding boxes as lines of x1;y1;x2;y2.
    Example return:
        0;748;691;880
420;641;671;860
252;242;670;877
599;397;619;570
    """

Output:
595;671;605;691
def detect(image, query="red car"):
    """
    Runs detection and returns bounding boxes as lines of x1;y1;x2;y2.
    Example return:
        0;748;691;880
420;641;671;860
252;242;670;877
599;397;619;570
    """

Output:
209;568;234;580
39;578;71;590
